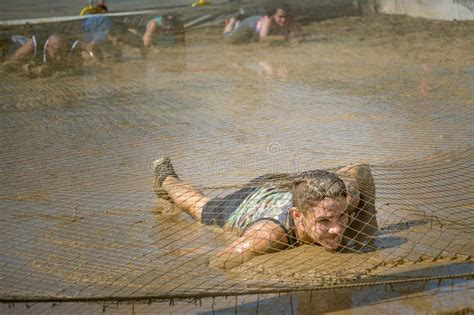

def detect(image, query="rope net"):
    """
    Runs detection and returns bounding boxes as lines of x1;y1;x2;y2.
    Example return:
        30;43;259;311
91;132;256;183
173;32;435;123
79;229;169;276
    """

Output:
0;2;473;313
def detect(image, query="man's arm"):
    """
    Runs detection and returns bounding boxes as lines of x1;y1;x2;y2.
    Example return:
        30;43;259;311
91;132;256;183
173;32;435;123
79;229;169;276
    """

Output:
259;18;287;43
209;220;289;270
288;17;305;43
260;17;304;44
336;164;378;249
335;164;361;213
143;20;160;48
258;17;273;42
12;38;34;61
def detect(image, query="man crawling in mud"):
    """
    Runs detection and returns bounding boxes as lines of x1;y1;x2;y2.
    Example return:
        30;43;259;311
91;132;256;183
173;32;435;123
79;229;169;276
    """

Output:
153;157;378;269
1;33;82;77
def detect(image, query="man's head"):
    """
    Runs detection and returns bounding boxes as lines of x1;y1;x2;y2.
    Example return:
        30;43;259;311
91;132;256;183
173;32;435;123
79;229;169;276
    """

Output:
290;170;349;251
42;34;83;72
44;34;69;65
268;4;289;27
162;14;179;31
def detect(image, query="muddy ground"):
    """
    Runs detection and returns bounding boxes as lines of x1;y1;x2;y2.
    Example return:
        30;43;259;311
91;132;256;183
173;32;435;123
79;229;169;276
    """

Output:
0;12;473;314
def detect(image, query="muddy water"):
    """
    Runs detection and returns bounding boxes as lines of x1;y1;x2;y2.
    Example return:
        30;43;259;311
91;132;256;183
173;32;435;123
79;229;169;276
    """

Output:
0;14;473;313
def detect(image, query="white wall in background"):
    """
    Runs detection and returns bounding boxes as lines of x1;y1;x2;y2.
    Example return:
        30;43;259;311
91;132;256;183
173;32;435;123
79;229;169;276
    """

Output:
377;0;474;20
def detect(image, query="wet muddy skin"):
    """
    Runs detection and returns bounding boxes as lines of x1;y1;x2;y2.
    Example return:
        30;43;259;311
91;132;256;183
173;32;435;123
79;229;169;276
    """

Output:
0;13;473;314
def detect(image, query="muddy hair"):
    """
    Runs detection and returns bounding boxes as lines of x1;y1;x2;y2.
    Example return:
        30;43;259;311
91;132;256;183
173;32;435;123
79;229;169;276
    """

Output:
266;3;290;16
291;170;347;213
163;13;180;29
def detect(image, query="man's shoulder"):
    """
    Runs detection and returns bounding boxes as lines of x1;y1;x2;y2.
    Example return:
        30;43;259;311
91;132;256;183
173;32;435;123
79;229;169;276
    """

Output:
153;16;163;26
245;218;288;236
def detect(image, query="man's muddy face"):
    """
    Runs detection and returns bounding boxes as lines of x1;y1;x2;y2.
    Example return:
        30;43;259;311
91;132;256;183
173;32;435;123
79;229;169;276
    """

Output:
303;198;349;250
45;35;69;66
273;9;288;27
163;15;177;31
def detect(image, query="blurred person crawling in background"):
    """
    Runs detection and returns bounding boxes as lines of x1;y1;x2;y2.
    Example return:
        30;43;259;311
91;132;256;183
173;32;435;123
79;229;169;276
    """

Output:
81;1;144;63
152;156;378;269
1;32;82;77
79;0;109;16
223;4;304;44
82;14;144;63
143;13;185;49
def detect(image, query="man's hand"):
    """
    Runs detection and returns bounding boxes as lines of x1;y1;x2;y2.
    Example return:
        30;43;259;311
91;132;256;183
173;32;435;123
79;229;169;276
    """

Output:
209;220;289;270
336;164;378;250
335;164;361;214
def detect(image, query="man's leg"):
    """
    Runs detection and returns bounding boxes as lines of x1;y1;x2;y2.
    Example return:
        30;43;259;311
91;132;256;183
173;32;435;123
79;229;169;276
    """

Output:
223;16;259;44
153;157;209;220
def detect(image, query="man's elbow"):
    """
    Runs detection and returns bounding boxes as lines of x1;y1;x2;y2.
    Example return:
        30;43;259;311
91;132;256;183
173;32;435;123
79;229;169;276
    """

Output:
209;255;244;270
